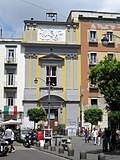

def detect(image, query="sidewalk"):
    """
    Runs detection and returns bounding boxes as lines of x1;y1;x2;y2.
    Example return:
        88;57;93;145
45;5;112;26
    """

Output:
35;136;120;160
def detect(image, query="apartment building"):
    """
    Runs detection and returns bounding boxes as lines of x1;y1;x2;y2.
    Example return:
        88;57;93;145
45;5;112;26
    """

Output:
0;38;25;122
22;19;81;131
67;10;120;129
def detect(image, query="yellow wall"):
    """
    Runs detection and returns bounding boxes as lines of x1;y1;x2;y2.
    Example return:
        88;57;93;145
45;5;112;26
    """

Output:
23;30;26;42
28;56;32;88
30;25;33;42
35;55;45;99
77;51;81;100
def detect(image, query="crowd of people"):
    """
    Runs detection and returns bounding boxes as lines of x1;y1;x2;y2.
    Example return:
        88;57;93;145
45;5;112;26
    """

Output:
83;127;120;151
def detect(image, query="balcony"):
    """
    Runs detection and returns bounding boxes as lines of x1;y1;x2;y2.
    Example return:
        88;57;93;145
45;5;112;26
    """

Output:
4;57;18;64
89;83;98;89
89;37;98;43
89;59;98;66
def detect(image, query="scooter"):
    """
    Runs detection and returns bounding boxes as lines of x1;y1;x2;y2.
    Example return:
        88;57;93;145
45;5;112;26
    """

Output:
0;138;9;156
23;134;32;148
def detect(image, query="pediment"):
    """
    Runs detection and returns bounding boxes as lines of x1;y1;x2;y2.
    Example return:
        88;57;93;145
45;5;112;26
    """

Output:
40;53;64;61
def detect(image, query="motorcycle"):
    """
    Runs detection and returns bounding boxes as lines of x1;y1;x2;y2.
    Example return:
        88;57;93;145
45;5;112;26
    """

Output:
23;133;33;148
0;137;9;157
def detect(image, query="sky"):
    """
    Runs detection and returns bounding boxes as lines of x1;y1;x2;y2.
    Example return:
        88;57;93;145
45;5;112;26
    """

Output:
1;0;120;38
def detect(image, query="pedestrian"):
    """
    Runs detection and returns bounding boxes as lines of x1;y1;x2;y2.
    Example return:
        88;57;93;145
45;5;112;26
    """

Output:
102;128;108;151
4;126;12;153
97;128;102;145
105;127;111;151
84;128;89;143
88;127;91;142
92;127;98;145
11;130;16;152
110;129;117;151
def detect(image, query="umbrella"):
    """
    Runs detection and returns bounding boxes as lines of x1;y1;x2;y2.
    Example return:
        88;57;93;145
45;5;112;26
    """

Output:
1;119;22;125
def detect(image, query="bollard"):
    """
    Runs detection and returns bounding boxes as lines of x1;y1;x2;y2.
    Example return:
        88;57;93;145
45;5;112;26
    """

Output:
80;151;87;159
40;140;45;148
98;153;105;160
58;146;64;154
68;149;74;156
44;143;49;149
50;146;56;151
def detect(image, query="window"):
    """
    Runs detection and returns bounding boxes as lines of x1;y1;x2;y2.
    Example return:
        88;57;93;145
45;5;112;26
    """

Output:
8;97;14;106
8;73;14;86
90;30;97;41
90;53;97;63
8;49;15;62
107;31;113;42
46;66;57;86
91;98;98;106
107;53;114;58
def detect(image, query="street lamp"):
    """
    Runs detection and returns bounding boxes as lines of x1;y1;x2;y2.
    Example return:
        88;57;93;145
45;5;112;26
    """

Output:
101;35;109;46
34;66;51;129
101;34;120;45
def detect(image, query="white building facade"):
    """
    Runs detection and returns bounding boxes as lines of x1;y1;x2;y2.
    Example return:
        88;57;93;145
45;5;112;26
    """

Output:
0;38;25;122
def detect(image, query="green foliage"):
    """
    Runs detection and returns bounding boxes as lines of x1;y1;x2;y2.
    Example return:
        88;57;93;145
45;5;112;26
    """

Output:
108;111;120;123
89;57;120;111
54;123;65;135
27;108;46;123
84;108;103;125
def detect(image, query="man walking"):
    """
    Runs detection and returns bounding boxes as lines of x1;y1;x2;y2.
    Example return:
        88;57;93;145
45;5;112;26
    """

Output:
11;130;16;152
4;126;12;153
92;127;98;145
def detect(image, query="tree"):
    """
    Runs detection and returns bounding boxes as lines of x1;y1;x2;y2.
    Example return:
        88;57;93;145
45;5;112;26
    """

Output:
27;108;46;129
108;111;120;129
84;108;103;130
89;57;120;111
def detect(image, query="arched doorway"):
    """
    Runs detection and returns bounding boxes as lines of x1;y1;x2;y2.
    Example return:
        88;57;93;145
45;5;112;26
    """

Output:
38;95;65;132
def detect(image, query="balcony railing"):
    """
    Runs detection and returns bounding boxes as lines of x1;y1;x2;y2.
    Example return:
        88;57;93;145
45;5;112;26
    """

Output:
4;57;18;64
89;37;98;43
89;59;98;65
89;83;98;88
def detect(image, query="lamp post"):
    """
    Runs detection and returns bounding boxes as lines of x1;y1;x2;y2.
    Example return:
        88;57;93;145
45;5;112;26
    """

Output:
34;65;51;129
101;34;120;45
80;86;83;133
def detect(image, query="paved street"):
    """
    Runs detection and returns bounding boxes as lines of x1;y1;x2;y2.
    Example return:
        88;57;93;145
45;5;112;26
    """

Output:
1;137;120;160
1;142;67;160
